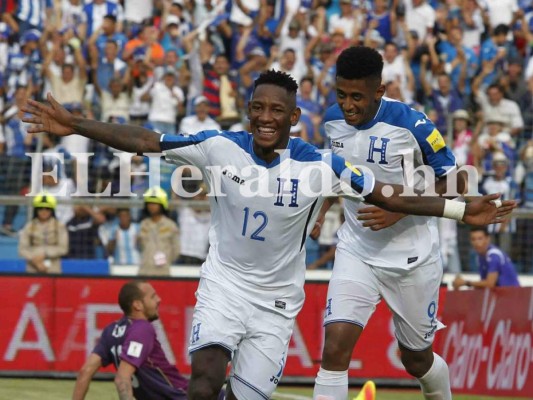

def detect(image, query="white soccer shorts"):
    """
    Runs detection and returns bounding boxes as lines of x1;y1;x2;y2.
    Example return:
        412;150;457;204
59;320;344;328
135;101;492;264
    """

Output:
324;247;445;350
188;278;293;400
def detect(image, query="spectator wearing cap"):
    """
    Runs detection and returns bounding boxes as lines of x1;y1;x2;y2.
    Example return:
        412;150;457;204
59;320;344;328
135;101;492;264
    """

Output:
328;0;362;41
404;0;435;42
43;38;87;105
179;96;221;135
161;3;192;47
19;194;69;274
14;0;53;35
80;0;123;40
480;151;520;254
473;79;524;139
363;29;385;50
143;68;184;135
279;18;308;79
6;29;41;96
452;109;474;166
475;114;517;177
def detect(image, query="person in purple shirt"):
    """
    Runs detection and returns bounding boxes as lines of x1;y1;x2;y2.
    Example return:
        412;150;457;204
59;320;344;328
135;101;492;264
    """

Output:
72;280;190;400
453;227;520;289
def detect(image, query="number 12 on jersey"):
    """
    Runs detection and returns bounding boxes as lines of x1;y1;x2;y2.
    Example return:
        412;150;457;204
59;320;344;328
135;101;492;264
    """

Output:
242;207;268;241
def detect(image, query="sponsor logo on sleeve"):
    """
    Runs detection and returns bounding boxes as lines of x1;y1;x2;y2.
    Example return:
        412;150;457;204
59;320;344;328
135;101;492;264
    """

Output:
126;341;143;358
426;129;446;153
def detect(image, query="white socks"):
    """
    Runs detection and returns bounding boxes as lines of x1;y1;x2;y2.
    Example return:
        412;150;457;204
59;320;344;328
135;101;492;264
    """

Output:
313;367;349;400
417;353;452;400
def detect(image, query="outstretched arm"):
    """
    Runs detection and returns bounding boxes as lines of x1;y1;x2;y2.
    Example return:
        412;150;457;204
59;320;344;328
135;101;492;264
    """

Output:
365;181;515;226
22;94;161;154
72;353;102;400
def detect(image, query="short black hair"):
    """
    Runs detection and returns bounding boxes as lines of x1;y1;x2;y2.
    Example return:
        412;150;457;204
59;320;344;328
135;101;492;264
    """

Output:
253;69;298;96
118;280;147;315
336;46;383;81
493;24;509;36
470;226;489;236
103;14;117;23
487;83;504;93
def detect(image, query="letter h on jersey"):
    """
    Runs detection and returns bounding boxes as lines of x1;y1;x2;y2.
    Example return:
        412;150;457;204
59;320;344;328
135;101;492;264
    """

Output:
366;136;390;165
274;177;299;207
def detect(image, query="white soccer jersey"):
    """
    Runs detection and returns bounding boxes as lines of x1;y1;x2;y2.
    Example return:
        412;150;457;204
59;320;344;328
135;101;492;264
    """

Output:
324;98;457;269
161;131;374;318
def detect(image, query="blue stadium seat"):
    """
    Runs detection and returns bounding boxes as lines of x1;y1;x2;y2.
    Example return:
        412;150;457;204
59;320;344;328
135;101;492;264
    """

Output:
0;259;25;272
61;259;110;275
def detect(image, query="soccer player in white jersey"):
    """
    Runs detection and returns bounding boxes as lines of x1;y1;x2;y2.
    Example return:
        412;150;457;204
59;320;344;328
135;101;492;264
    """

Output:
312;46;466;400
22;71;513;400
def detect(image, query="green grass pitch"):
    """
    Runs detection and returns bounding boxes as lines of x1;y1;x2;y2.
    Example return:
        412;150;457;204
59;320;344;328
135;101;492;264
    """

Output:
0;378;523;400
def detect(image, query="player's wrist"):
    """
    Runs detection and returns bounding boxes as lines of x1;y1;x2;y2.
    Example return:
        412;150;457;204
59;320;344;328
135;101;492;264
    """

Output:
465;280;472;287
443;199;466;221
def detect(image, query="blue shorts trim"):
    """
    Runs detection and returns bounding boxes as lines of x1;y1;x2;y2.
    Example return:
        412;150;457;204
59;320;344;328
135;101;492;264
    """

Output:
323;319;365;329
189;342;234;358
231;373;269;400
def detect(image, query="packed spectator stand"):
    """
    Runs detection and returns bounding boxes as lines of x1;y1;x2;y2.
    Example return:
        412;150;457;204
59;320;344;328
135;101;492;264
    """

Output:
0;0;532;274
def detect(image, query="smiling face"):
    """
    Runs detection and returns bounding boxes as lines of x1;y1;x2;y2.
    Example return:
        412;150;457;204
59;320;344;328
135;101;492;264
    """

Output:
336;76;384;126
248;84;300;162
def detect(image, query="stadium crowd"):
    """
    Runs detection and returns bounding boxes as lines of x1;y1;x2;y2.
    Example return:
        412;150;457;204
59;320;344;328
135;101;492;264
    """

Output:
1;0;533;273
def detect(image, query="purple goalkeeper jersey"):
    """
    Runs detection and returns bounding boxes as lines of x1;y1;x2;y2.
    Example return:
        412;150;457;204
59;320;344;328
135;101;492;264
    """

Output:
93;316;188;400
478;245;520;287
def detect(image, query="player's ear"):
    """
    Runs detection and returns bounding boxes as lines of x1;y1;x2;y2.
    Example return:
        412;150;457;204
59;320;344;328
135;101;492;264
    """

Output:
291;107;301;126
132;299;143;312
375;83;386;102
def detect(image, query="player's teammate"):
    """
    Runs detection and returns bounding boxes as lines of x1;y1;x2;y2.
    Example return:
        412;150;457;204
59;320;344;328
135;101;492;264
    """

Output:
313;46;464;400
72;280;191;400
24;70;512;400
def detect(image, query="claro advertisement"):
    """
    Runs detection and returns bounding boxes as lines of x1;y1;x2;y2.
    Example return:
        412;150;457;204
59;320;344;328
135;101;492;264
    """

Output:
1;276;531;397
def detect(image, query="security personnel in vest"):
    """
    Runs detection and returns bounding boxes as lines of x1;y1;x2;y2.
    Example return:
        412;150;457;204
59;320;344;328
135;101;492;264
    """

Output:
137;187;180;276
19;194;69;273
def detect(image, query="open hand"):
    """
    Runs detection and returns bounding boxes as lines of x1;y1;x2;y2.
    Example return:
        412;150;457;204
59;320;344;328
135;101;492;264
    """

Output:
462;193;516;226
21;93;76;137
357;206;406;231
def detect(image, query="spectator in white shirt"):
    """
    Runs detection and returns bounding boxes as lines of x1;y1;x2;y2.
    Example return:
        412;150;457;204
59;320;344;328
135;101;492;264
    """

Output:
179;96;221;135
144;68;184;135
405;0;436;42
